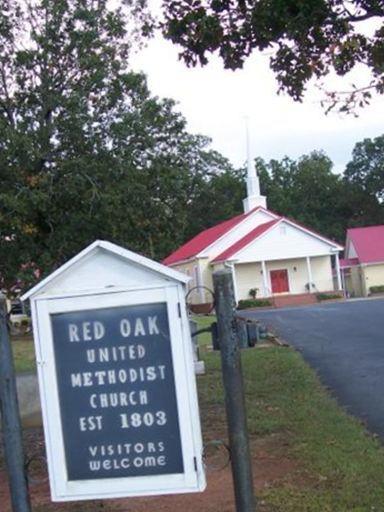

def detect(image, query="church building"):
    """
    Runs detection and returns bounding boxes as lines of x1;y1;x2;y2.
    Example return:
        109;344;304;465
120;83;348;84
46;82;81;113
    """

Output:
163;160;343;309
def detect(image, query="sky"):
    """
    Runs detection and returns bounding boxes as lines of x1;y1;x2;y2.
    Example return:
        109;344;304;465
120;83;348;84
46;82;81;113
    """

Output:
130;11;384;175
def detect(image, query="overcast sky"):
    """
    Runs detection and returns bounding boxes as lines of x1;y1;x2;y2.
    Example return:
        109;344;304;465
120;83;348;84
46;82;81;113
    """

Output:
131;17;384;175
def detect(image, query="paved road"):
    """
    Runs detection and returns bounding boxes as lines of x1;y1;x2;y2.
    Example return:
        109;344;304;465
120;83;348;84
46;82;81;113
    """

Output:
240;298;384;437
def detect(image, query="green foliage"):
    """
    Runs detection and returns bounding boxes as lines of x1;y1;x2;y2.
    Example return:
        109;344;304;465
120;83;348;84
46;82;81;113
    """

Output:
316;293;343;301
183;166;245;240
162;1;384;112
345;134;384;201
2;1;384;298
257;150;384;243
248;287;258;299
0;0;241;293
369;285;384;294
237;298;272;310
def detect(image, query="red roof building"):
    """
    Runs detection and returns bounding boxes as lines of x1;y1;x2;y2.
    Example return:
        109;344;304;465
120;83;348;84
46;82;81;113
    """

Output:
342;226;384;297
163;211;250;266
164;194;343;307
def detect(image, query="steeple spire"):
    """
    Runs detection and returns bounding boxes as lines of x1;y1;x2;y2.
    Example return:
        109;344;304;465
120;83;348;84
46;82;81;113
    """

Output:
243;118;267;213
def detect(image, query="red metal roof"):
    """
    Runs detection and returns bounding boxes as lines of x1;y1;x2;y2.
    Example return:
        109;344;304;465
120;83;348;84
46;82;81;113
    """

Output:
347;225;384;264
339;257;359;268
164;204;343;266
212;219;280;263
162;211;252;265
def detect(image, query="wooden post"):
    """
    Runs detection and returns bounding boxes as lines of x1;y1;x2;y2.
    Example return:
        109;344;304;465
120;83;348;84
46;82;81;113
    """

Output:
213;269;256;512
0;293;31;512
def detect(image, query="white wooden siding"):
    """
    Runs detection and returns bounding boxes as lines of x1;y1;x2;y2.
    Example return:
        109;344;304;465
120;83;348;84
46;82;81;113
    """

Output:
362;264;384;295
198;209;276;259
346;240;358;258
234;221;335;263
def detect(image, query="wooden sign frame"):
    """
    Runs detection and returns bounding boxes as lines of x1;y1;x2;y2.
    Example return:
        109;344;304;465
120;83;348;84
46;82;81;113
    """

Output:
30;282;205;501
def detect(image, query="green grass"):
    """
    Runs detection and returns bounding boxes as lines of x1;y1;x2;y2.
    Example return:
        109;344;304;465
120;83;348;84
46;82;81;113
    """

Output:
10;315;384;509
11;335;36;373
194;315;384;511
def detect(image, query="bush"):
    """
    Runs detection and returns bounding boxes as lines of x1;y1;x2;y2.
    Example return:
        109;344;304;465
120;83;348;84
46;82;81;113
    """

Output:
316;293;343;301
248;287;258;299
369;285;384;294
237;299;272;310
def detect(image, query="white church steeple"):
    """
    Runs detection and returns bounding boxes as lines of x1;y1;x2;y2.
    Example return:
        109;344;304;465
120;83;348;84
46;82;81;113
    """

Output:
243;119;267;213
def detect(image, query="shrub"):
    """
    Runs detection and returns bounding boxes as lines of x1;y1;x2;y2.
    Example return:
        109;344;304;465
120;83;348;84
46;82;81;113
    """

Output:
248;287;258;299
316;293;343;301
237;299;272;310
369;285;384;294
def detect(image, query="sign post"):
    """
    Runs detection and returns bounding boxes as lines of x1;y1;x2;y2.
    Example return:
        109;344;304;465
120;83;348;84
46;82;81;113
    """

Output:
213;269;256;512
22;240;205;501
0;293;31;512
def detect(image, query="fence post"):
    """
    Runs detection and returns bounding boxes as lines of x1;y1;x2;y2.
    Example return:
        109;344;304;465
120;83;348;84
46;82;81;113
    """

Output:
0;293;31;512
212;269;256;512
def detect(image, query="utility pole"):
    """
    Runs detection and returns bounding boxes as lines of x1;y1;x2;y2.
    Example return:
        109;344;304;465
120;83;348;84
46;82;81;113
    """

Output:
213;269;256;512
0;293;31;512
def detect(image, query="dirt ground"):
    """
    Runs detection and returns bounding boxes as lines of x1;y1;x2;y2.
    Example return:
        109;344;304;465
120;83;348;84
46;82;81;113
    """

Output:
0;426;299;512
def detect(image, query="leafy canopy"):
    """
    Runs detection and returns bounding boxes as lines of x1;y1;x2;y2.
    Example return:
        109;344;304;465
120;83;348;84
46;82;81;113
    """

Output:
344;133;384;200
0;0;240;292
161;0;384;111
257;149;383;242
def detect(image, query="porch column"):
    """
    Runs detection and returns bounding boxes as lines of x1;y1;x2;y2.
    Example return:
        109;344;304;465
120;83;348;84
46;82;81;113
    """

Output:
261;260;269;297
197;264;205;303
340;267;347;297
306;256;313;293
230;263;239;304
335;253;342;291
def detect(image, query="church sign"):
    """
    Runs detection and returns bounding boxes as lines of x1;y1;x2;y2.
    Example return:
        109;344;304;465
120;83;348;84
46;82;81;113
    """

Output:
22;241;206;501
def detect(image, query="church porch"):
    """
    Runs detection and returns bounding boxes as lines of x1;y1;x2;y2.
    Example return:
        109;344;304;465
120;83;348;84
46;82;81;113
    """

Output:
232;255;341;302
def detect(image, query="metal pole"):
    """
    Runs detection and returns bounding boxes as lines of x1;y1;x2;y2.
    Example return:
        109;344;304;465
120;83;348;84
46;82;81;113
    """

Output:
212;269;256;512
0;293;32;512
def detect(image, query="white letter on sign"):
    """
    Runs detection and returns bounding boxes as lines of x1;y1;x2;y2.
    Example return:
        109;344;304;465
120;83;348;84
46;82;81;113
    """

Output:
148;316;159;335
94;321;105;340
69;324;80;342
120;319;131;337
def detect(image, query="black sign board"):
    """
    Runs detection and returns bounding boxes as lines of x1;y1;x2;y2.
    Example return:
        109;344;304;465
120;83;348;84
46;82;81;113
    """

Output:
51;302;184;480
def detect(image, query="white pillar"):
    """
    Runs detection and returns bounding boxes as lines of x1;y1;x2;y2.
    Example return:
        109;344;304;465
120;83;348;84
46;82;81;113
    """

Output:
335;253;342;291
261;260;269;297
306;256;313;293
230;263;239;304
341;267;347;297
197;264;205;303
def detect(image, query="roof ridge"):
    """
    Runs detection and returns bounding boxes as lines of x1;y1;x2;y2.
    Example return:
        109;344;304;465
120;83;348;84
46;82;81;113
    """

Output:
163;206;281;266
212;218;280;263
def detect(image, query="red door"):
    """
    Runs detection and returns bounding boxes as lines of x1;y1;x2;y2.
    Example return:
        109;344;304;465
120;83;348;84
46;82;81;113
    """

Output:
270;269;289;294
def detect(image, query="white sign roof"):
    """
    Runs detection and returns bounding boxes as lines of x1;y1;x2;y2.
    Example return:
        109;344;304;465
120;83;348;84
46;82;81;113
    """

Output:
22;240;190;301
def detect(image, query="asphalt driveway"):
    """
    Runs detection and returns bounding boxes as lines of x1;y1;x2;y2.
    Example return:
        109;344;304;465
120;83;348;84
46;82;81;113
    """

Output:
240;298;384;437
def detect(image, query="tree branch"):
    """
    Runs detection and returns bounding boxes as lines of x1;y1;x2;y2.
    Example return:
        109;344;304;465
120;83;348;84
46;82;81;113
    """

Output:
0;64;15;127
346;12;383;22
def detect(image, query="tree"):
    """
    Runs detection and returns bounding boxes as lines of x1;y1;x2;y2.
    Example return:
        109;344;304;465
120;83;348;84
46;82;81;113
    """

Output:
256;150;383;242
161;1;384;111
185;165;246;239
344;134;384;201
0;0;232;292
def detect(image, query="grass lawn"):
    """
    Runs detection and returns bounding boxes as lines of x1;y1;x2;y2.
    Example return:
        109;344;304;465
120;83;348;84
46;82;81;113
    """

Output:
11;335;36;373
8;315;384;510
195;315;384;511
